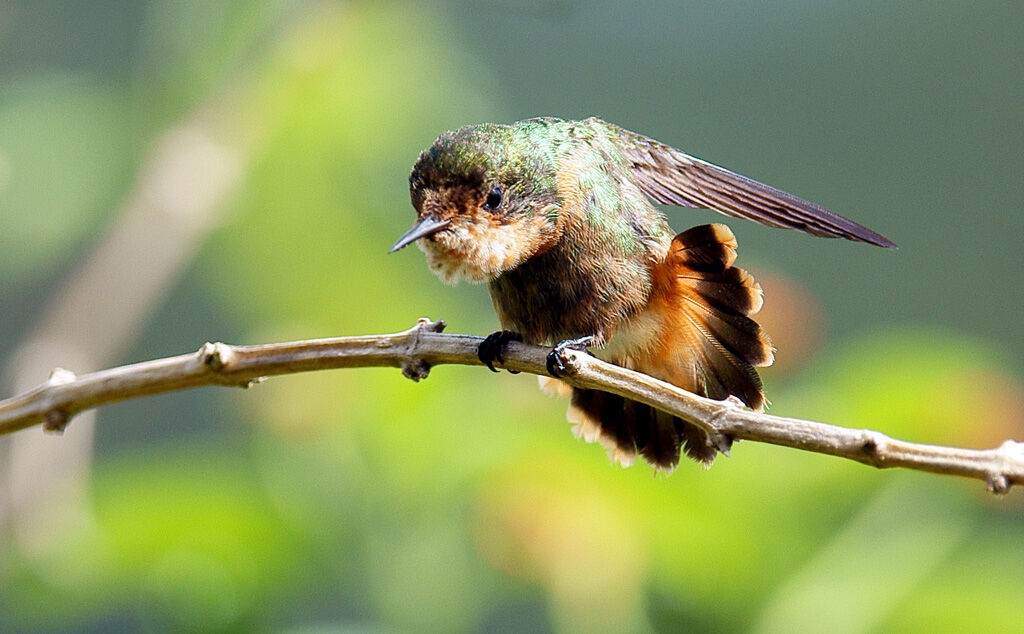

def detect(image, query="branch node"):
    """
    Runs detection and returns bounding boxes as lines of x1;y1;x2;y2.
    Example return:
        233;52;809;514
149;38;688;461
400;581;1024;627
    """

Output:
987;473;1010;495
859;431;887;466
241;376;266;389
998;439;1024;456
710;432;733;457
47;367;77;386
198;341;234;371
402;359;431;382
553;349;583;377
723;395;745;409
43;409;70;433
707;398;740;431
37;369;78;432
399;318;444;381
414;317;446;334
862;438;877;454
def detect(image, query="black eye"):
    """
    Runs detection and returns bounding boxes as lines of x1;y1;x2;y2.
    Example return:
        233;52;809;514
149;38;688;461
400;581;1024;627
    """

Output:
483;187;502;211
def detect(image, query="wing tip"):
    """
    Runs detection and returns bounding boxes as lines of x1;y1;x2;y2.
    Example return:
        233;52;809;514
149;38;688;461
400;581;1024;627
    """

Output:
871;234;899;249
620;132;899;249
839;225;898;249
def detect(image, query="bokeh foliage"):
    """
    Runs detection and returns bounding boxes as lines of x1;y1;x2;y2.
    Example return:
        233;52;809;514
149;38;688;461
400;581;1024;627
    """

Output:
0;2;1021;631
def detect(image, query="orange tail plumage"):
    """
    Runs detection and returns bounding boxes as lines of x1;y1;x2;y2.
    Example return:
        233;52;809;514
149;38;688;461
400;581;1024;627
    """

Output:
556;223;773;470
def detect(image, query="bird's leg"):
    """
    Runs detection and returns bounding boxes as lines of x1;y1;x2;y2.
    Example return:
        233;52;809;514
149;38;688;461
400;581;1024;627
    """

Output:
547;335;597;378
478;330;523;373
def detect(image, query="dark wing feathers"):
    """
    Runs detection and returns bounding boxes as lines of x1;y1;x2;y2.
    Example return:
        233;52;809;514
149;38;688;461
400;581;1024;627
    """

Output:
617;127;897;248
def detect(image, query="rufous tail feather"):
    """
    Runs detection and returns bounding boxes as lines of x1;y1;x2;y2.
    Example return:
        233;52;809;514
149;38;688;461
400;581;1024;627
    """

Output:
560;223;773;471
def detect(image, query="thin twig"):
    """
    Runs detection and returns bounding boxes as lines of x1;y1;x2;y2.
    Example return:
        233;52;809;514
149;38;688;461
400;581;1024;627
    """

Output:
0;318;1021;494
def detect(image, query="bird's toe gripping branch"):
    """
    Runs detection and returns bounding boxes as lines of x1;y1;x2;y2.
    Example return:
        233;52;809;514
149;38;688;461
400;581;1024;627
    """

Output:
478;330;523;373
546;335;596;378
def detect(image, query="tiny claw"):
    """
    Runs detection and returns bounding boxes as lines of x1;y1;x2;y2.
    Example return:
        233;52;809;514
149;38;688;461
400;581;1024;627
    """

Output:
546;335;596;378
478;331;523;373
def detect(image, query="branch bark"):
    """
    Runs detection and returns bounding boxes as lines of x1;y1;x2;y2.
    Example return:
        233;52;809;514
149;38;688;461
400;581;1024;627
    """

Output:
1;318;1021;494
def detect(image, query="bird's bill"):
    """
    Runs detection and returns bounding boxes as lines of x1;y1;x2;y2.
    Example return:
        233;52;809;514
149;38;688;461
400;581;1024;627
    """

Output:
388;216;452;253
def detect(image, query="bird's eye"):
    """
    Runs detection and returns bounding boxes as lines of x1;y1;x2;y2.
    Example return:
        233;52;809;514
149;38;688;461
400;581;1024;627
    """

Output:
483;187;502;211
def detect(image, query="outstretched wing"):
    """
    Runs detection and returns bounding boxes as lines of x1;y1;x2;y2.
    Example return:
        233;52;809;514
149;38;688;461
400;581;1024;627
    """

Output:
614;124;896;248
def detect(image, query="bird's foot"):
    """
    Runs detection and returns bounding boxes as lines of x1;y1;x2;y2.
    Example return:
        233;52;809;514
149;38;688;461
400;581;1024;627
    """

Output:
547;335;596;378
478;330;523;373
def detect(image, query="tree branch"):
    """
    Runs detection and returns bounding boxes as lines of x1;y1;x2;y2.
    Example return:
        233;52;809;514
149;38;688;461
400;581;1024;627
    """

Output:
1;318;1021;494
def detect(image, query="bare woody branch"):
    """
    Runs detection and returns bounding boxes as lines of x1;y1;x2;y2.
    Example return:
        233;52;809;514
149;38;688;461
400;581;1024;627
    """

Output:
1;318;1021;494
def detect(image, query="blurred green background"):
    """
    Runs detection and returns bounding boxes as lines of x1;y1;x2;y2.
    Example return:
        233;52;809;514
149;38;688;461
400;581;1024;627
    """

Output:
1;1;1022;631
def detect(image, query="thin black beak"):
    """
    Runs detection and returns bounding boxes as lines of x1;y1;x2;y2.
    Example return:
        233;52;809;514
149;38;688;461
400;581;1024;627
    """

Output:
389;216;451;253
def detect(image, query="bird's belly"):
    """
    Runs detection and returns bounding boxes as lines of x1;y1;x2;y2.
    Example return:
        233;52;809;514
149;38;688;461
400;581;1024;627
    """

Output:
490;266;653;345
488;241;655;345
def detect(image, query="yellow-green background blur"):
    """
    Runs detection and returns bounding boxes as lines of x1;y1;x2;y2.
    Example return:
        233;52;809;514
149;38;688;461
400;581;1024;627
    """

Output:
1;2;1022;631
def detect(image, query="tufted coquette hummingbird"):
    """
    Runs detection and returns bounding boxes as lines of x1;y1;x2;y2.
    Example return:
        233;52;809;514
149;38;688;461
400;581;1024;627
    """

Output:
390;117;895;471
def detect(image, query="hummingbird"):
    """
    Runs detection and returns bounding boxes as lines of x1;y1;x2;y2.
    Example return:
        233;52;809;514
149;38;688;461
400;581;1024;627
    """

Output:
390;117;894;471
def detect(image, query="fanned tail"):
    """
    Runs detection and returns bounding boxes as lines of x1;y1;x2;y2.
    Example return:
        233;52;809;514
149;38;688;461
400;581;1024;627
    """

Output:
665;223;773;409
560;223;773;471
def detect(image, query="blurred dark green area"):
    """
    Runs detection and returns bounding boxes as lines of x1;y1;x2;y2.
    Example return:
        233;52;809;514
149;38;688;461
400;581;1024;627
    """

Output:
0;1;1021;631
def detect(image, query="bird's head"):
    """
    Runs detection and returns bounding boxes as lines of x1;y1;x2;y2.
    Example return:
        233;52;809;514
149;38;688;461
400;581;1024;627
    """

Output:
391;124;562;284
